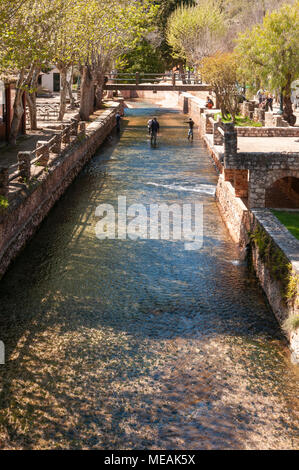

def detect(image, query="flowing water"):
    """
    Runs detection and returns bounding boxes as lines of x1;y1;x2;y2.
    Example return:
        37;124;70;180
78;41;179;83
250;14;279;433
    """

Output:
0;102;298;449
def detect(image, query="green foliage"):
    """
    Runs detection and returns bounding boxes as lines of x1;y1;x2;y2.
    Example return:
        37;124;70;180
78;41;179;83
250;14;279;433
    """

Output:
271;210;299;241
155;0;195;64
166;1;227;65
250;225;298;306
118;39;165;74
235;2;299;97
283;314;299;333
0;196;9;209
214;112;262;127
200;52;239;120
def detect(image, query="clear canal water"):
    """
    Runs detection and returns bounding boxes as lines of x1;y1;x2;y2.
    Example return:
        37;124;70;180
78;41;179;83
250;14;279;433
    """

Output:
0;102;298;449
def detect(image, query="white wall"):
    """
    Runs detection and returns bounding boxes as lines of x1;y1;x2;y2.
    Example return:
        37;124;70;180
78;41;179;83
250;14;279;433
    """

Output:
41;68;72;93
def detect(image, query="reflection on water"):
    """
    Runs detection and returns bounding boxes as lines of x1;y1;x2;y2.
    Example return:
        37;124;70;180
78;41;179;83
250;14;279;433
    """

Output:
0;102;298;449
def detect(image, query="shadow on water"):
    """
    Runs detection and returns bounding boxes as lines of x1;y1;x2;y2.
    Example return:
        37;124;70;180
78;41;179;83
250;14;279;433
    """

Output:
0;103;298;449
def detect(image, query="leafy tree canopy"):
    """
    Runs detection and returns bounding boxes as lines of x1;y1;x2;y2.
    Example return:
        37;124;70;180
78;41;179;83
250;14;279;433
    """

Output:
166;1;227;66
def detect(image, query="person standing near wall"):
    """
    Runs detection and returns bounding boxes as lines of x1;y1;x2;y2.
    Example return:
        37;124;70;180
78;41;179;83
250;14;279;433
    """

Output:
115;112;121;132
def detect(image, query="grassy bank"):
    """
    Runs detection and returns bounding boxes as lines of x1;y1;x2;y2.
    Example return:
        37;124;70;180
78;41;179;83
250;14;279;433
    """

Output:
272;210;299;240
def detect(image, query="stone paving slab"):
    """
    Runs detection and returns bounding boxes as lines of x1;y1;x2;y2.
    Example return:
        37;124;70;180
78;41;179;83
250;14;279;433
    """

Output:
237;136;299;153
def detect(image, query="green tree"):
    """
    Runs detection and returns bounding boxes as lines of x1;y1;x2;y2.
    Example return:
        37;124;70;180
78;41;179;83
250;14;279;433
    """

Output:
235;1;299;125
201;52;239;121
118;39;166;74
76;0;157;120
0;0;61;143
155;0;195;65
166;1;227;67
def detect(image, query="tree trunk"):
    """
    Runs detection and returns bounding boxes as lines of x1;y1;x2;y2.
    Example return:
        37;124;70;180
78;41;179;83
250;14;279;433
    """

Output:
27;68;40;130
9;87;24;145
58;66;68;121
67;66;76;109
95;76;105;109
282;77;296;126
80;65;94;121
26;93;37;130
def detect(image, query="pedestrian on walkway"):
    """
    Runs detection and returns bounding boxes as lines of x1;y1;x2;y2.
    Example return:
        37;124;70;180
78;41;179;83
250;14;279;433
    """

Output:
267;93;273;112
257;88;264;104
149;117;160;146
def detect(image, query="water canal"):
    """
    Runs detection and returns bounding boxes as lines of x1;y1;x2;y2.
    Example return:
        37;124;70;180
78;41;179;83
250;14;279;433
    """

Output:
0;102;298;449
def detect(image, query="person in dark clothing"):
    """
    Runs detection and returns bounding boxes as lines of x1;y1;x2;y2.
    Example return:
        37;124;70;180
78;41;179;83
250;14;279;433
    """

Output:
149;117;160;145
115;112;121;132
267;93;273;111
184;117;194;140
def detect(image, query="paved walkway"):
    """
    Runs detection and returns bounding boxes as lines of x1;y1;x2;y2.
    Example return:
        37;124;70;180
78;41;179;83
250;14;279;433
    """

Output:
0;95;112;169
237;136;299;153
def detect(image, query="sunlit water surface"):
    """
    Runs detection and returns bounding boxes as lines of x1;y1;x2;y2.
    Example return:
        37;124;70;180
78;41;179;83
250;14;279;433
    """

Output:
0;102;298;449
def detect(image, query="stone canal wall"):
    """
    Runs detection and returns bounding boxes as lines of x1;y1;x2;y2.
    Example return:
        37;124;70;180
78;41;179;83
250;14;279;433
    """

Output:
167;91;299;363
217;179;299;363
0;102;123;279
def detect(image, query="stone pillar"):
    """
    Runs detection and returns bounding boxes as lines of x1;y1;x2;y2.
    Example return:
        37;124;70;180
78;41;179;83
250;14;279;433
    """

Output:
223;122;237;158
213;122;223;146
242;101;254;117
273;115;283;127
248;171;266;209
62;125;71;145
50;133;62;154
71;118;79;136
36;141;49;166
265;112;274;127
234;170;248;198
205;113;214;134
0;167;9;197
79;122;86;136
18;151;31;182
254;108;265;124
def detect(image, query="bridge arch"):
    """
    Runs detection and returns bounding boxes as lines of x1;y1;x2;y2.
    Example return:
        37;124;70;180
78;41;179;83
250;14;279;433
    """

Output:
265;171;299;208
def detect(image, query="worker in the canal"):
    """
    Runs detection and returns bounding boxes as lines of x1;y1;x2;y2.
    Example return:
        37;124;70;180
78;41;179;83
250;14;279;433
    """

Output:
147;118;152;135
115;112;121;132
149;117;160;146
184;117;194;141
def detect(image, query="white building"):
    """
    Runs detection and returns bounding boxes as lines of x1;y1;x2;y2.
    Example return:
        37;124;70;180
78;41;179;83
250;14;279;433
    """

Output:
39;67;72;93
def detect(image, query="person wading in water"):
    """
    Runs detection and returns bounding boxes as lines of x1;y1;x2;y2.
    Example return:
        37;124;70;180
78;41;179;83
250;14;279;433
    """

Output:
149;117;160;146
184;117;194;141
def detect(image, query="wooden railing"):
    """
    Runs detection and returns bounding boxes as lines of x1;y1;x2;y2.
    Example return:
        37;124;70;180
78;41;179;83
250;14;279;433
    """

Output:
0;116;85;197
106;71;202;86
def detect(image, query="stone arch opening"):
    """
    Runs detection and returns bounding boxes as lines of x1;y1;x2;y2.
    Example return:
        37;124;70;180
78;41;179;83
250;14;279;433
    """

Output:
265;176;299;208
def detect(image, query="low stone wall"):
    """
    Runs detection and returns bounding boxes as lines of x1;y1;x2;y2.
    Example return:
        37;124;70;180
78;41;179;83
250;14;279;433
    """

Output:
249;210;299;364
237;127;299;137
216;174;249;246
0;102;122;279
216;174;299;363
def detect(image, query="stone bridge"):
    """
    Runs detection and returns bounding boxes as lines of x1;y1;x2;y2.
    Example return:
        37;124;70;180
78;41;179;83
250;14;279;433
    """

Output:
222;123;299;209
